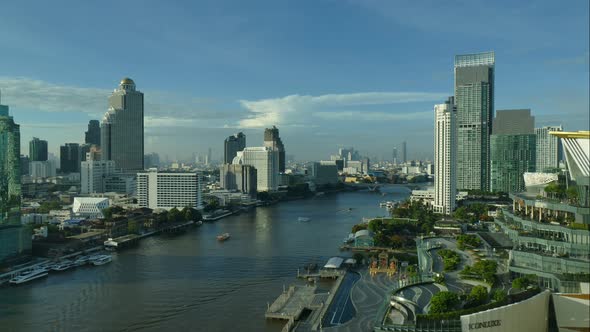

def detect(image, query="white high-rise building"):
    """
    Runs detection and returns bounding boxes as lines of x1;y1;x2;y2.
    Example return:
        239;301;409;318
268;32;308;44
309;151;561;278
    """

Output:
137;169;203;210
233;147;278;192
535;125;562;172
101;78;144;171
81;149;115;194
29;160;56;179
434;97;457;215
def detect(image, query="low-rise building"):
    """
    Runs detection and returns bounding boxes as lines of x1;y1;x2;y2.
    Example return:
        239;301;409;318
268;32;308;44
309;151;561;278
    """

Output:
72;197;110;219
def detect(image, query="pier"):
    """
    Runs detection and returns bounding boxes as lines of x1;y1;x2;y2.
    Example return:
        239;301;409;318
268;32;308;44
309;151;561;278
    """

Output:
265;285;319;321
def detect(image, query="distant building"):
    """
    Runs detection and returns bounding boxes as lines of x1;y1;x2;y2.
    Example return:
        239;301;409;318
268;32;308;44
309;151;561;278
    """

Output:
433;97;457;215
234;147;279;192
490;109;536;193
309;161;338;185
401;141;407;164
29;137;48;161
29;160;57;179
79;143;92;162
455;51;495;191
20;155;29;176
60;143;80;173
72;197;110;219
81;147;116;194
104;174;136;195
144;152;160;169
101;78;144;171
219;163;257;197
0;96;31;264
137;169;203;210
361;158;370;174
224;132;246;164
535;125;562;172
345;160;363;174
85;119;101;146
264;126;286;173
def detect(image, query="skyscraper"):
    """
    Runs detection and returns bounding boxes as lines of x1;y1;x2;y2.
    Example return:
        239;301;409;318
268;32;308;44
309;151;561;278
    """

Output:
60;143;80;173
536;126;563;172
0;95;31;263
220;164;257;197
224;132;246;164
455;51;495;191
81;147;116;194
490;109;536;193
29;137;48;161
85;119;101;146
401;141;407;163
434;97;457;215
392;147;398;164
234;147;279;192
101;78;144;171
264;126;286;173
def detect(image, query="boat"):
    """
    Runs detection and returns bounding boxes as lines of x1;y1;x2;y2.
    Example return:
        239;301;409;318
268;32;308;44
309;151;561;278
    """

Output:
217;233;230;241
104;238;118;249
196;220;203;226
298;217;311;222
91;255;112;266
74;255;91;266
9;268;49;285
50;260;74;272
343;233;355;244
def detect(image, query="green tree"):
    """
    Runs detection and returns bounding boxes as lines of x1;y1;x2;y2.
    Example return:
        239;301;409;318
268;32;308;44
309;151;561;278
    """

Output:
127;220;139;234
168;207;182;223
429;291;460;314
181;206;202;222
566;186;579;205
468;286;488;306
351;223;367;233
492;289;507;302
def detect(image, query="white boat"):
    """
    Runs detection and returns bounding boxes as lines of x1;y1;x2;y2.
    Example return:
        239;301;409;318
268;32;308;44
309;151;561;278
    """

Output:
91;255;112;266
298;217;311;222
196;220;203;226
9;268;49;285
104;238;118;249
51;260;74;272
343;233;355;244
217;233;230;241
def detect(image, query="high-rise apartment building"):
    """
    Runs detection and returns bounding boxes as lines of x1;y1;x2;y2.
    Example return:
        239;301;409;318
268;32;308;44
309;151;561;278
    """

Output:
29;137;48;162
455;51;495;191
220;164;257;197
264;126;285;173
433;97;457;215
401;141;407;163
81;147;116;194
392;147;398;164
85;119;101;146
234;147;279;192
137;169;203;210
0;96;31;263
490;109;536;193
60;143;80;173
536;126;563;172
101;78;144;171
224;132;246;164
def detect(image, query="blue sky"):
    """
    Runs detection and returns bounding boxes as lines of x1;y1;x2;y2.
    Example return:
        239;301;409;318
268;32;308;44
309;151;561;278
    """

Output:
1;0;588;161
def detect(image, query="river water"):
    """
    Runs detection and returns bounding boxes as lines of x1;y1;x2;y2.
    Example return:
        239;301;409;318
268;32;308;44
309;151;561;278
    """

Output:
1;185;410;332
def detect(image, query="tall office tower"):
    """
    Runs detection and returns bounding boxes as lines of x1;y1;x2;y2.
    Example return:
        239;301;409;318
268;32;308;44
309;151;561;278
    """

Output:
137;169;203;210
264;126;286;172
206;147;212;165
490;109;536;193
101;78;144;171
85;119;101;146
433;97;457;215
220;163;257;197
79;143;92;162
536;126;563;172
234;147;279;192
224;132;246;164
455;51;495;191
392;147;398;164
402;141;407;163
29;137;48;161
60;143;80;173
20;155;30;176
144;153;160;169
361;158;371;174
0;95;31;264
81;147;116;194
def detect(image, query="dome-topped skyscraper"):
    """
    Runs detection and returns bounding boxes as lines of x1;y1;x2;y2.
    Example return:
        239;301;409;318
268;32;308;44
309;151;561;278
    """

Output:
100;77;144;171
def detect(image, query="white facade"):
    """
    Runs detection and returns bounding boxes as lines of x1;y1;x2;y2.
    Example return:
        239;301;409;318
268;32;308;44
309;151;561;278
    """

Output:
535;126;562;172
72;197;110;219
29;160;56;179
137;169;203;210
101;78;144;171
234;147;278;192
433;99;457;215
81;159;115;194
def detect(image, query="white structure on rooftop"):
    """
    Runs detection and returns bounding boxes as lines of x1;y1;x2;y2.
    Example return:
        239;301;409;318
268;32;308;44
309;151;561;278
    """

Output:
72;197;110;219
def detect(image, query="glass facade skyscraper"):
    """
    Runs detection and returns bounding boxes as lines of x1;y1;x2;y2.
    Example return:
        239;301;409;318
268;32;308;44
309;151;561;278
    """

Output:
0;97;31;264
224;132;246;164
454;51;494;191
29;137;48;161
536;125;562;172
490;109;536;193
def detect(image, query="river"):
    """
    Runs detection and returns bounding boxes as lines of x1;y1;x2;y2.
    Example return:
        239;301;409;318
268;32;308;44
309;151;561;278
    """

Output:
0;185;411;332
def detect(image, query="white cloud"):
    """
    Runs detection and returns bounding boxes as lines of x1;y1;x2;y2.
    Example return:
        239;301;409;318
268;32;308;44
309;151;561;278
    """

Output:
314;110;432;121
238;92;446;128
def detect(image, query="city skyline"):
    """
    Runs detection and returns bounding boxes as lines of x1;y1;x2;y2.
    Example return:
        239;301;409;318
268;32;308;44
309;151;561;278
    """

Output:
0;1;587;161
